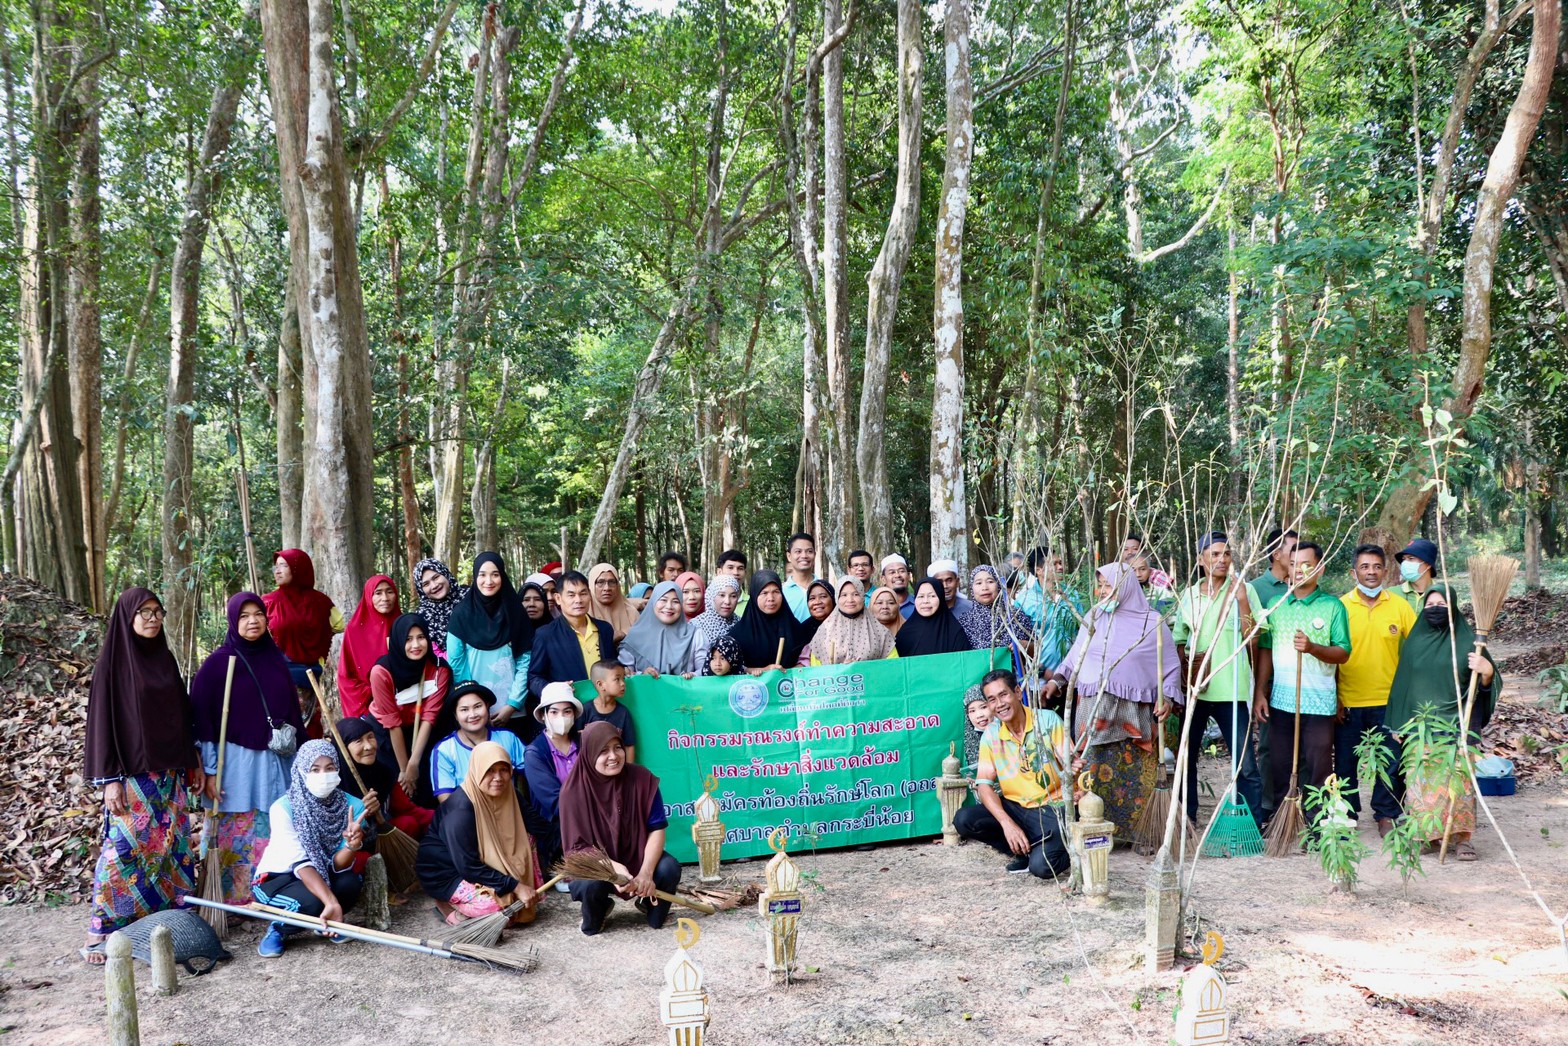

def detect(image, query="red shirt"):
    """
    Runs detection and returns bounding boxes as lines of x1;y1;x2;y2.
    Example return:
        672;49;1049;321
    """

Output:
368;663;450;729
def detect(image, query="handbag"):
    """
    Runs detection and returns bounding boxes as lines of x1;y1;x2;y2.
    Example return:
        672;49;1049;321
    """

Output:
237;652;299;759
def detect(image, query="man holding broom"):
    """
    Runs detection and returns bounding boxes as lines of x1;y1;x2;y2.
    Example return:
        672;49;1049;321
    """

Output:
1252;542;1350;829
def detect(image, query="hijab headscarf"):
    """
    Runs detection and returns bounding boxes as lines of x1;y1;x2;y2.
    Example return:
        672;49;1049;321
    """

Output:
333;715;395;811
1056;564;1182;705
799;578;835;645
813;577;895;664
587;563;640;642
701;632;747;676
374;613;444;691
1385;584;1500;733
730;570;807;668
413;557;467;652
558;721;662;869
190;592;302;752
461;740;536;886
960;565;1036;652
519;581;553;628
84;588;196;781
262;549;336;664
447;552;532;655
674;571;706;620
620;581;698;674
895;577;975;658
337;575;400;717
691;575;741;642
286;739;352;877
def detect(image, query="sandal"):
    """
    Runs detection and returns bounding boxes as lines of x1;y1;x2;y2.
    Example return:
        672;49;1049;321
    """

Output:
80;938;107;966
1453;841;1479;862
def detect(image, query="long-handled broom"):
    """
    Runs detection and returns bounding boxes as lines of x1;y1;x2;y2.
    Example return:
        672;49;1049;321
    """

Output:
196;656;237;936
1438;553;1518;863
1264;650;1305;857
555;848;719;914
310;672;420;892
1203;580;1264;857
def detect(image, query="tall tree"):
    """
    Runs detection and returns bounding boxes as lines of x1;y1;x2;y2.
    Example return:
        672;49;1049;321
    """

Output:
820;0;854;568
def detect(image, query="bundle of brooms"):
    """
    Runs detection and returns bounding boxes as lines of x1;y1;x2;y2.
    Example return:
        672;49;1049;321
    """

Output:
196;657;237;936
1439;553;1518;863
433;874;564;949
554;848;719;914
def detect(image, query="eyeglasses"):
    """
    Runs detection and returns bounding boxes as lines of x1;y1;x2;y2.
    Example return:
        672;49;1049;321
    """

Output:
136;607;168;622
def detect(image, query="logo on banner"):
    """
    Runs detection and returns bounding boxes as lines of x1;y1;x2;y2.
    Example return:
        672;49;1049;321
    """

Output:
728;678;770;719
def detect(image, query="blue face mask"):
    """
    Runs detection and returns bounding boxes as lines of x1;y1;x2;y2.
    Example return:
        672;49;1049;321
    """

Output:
1399;560;1422;583
1098;598;1119;615
1356;582;1382;598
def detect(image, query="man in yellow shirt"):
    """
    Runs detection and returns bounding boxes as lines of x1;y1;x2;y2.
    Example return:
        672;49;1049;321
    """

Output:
955;669;1074;878
1338;544;1416;836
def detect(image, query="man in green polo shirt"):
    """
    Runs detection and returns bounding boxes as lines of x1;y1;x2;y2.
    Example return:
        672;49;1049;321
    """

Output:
1248;526;1297;819
1253;541;1351;826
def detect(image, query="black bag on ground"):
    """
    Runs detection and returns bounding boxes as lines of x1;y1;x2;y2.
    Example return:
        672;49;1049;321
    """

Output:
118;907;232;975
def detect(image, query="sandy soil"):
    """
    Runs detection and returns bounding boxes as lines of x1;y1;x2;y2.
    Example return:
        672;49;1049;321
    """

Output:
3;687;1565;1045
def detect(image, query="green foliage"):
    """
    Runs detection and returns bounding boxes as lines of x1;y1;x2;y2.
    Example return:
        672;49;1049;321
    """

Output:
1536;664;1568;715
1303;775;1370;893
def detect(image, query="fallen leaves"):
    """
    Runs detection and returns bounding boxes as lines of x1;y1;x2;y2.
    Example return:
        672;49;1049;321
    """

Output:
0;573;102;905
1483;702;1568;784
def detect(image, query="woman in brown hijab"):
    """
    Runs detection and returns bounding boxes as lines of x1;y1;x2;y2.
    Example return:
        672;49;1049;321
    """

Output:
82;588;204;963
558;721;680;935
415;741;539;925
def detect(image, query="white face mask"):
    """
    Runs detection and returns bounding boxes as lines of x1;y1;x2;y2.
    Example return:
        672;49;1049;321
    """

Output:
1356;582;1382;598
1399;560;1422;583
547;714;575;738
305;771;340;799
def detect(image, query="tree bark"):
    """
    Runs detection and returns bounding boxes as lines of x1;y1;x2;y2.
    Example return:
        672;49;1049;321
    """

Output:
1377;0;1560;543
821;0;854;566
162;11;257;656
930;0;972;570
66;45;104;610
276;277;304;546
856;0;922;558
1227;224;1243;505
105;255;163;536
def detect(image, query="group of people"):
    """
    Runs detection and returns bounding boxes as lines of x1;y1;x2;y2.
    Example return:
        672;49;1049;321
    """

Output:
81;527;1497;959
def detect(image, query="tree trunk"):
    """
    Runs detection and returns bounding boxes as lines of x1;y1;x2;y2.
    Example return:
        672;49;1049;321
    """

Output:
1378;0;1560;544
105;255;163;535
857;0;922;558
162;12;256;656
930;0;972;570
470;355;508;554
66;48;104;610
1227;224;1243;505
821;0;854;566
276;277;304;546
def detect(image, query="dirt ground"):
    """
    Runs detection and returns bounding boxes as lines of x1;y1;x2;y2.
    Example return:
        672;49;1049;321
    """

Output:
3;673;1565;1044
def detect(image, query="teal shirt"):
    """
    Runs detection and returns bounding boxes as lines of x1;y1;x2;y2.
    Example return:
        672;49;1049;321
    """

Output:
1250;571;1291;613
1263;587;1351;716
446;634;529;711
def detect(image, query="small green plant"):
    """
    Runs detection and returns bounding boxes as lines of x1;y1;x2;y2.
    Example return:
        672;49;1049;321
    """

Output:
1304;775;1370;894
1536;663;1568;714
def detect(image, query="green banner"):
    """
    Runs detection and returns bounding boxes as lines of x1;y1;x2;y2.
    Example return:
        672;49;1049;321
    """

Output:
574;649;1001;862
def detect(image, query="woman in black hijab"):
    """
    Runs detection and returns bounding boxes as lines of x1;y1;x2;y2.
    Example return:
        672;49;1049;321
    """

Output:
729;570;807;673
446;552;535;734
82;588;202;962
894;576;975;658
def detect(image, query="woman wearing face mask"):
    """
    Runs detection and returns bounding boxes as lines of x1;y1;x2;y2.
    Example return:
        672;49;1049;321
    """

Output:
252;740;375;958
336;575;401;719
82;589;203;964
559;722;681;936
675;570;706;620
690;575;742;670
1044;564;1183;838
618;581;698;678
1383;585;1499;862
334;717;432;856
367;614;449;807
188;593;302;908
809;577;896;665
412;558;467;656
417;741;540;927
446;553;535;736
431;682;528;802
262;549;343;737
730;570;807;673
522;682;583;873
894;577;975;658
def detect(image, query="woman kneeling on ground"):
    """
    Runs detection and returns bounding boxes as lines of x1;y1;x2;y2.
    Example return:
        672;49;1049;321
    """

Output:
252;740;375;958
558;722;680;936
416;741;540;926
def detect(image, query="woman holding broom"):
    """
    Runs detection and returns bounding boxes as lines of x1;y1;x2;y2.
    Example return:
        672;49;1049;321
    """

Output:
82;588;204;964
730;570;807;673
367;614;450;809
1045;564;1183;838
334;716;434;848
558;721;681;936
1384;585;1499;862
416;741;540;927
189;593;301;907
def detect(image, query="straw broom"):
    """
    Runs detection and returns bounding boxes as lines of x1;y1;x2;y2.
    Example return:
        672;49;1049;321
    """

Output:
435;875;565;948
1132;627;1172;853
1264;650;1305;857
1438;553;1518;863
555;848;718;914
197;656;237;936
309;672;420;892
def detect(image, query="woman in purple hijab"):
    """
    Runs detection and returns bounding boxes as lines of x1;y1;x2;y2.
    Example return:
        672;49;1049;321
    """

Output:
189;592;304;903
1046;564;1182;836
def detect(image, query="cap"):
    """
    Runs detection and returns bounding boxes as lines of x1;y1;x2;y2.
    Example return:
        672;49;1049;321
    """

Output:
927;558;960;577
880;554;908;571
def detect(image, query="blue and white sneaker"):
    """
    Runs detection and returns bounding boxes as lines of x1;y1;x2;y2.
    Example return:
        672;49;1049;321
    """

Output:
258;923;287;959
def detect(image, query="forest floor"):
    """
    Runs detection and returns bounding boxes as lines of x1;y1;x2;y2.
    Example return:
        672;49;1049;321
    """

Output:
2;598;1566;1044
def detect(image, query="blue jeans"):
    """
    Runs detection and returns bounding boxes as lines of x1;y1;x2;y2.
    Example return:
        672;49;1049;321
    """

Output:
1182;699;1264;828
1334;705;1401;822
